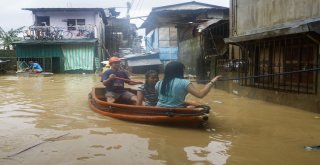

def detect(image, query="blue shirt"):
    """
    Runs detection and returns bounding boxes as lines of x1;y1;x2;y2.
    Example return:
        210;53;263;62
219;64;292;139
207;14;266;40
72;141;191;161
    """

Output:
30;63;43;71
101;69;129;93
155;78;191;108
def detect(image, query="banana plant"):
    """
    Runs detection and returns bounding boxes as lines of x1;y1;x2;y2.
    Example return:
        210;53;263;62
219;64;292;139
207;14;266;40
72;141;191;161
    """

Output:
0;26;24;50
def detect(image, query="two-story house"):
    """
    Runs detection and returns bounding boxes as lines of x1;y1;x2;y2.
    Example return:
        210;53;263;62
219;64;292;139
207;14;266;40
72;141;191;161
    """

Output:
14;8;107;73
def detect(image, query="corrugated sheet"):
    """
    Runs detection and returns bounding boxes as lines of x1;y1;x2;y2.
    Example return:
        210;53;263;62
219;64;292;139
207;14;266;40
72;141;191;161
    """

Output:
62;45;95;71
159;47;178;60
16;45;63;57
197;18;223;31
14;39;97;45
225;18;320;43
127;59;162;67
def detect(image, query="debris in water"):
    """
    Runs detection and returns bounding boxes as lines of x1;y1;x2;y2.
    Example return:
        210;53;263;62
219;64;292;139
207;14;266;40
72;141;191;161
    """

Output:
232;90;239;95
304;145;320;151
213;100;223;104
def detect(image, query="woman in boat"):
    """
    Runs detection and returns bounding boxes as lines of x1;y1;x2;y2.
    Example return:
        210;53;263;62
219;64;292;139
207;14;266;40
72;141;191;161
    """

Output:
155;61;221;108
101;57;140;105
137;70;159;106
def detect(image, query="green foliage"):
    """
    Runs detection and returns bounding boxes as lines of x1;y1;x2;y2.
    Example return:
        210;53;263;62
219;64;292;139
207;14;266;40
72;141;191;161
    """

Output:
0;26;24;50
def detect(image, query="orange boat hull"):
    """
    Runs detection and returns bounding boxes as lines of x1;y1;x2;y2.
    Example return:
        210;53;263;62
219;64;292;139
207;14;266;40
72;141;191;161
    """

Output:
88;87;210;126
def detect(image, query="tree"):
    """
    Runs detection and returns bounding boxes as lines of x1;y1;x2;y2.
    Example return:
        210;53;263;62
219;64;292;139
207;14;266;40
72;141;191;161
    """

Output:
0;26;24;50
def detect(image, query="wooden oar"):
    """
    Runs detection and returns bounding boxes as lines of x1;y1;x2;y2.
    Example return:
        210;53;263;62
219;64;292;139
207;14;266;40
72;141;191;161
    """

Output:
113;77;143;84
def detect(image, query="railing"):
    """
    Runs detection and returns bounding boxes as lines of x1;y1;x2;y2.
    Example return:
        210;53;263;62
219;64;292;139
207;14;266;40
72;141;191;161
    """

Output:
23;25;96;40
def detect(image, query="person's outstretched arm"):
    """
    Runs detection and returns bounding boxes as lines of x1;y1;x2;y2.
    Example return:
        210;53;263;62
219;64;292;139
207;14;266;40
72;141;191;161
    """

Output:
187;75;221;98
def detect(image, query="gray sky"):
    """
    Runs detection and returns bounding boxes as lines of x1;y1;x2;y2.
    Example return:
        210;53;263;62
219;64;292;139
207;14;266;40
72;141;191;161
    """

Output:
0;0;229;33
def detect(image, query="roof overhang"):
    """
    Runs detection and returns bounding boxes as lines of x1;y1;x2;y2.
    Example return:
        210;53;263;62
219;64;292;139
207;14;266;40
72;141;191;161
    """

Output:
127;58;162;67
123;52;162;67
23;8;105;12
225;17;320;43
197;18;228;31
140;2;228;33
13;39;98;45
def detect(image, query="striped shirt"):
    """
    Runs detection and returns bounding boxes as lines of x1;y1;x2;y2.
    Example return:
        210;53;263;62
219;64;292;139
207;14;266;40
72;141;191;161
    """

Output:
138;84;158;106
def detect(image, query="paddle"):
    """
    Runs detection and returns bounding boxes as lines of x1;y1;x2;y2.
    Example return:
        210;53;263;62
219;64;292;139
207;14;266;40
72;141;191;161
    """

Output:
112;77;143;84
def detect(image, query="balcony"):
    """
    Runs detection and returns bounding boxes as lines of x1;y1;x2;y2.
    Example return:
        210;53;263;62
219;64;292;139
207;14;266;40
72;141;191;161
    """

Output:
23;25;97;40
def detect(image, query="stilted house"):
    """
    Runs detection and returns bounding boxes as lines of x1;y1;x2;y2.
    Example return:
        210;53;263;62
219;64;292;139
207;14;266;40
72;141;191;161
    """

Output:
224;0;320;112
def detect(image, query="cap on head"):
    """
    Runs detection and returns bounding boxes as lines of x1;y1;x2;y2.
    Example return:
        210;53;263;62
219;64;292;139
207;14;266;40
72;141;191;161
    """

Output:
109;57;121;64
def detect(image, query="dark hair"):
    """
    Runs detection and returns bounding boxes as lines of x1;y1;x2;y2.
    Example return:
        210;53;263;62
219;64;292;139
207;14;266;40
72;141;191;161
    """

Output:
145;70;158;84
160;61;185;96
144;70;159;93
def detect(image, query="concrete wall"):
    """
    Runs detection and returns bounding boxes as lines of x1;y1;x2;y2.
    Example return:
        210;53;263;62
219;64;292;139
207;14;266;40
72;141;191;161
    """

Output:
35;11;96;27
231;0;320;36
34;11;103;40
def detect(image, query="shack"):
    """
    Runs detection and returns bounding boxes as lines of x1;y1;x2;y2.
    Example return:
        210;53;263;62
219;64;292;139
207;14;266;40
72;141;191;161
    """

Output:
224;0;320;112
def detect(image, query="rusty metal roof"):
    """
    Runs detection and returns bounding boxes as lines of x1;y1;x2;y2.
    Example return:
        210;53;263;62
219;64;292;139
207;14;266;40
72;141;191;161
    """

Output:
140;1;228;31
225;17;320;43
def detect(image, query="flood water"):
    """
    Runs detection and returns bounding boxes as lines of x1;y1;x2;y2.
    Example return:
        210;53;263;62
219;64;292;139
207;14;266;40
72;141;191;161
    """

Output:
0;74;319;165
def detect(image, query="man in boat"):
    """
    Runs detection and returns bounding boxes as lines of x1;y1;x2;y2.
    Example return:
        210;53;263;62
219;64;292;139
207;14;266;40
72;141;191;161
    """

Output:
26;61;43;73
101;57;140;105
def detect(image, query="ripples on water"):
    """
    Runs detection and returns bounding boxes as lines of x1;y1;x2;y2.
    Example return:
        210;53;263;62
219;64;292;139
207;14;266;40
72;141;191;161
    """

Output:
0;74;319;165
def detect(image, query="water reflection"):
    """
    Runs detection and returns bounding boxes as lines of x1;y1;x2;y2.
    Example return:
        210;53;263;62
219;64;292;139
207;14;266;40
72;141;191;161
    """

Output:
0;74;320;165
185;139;231;165
1;128;164;165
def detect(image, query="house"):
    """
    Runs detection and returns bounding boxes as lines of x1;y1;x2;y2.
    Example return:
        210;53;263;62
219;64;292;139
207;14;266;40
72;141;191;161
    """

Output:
14;8;107;73
105;12;141;58
224;0;320;112
140;1;229;80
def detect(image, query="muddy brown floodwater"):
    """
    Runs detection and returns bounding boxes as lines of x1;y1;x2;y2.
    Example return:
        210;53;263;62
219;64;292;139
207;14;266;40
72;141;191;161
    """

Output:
0;74;319;165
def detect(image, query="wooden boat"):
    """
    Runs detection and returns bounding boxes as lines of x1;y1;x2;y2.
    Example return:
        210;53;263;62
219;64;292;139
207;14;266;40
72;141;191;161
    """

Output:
88;87;211;126
16;71;54;77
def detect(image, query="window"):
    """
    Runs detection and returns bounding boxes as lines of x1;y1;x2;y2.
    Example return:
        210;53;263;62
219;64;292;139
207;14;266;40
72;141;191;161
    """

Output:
234;35;318;94
67;19;85;30
158;27;177;47
36;16;50;26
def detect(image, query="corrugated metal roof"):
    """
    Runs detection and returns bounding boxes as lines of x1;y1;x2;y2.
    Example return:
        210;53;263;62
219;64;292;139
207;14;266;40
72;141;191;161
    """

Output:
197;18;227;31
23;8;106;12
225;17;320;43
152;1;227;12
140;1;228;30
127;58;162;67
14;39;97;45
62;45;95;71
16;45;64;57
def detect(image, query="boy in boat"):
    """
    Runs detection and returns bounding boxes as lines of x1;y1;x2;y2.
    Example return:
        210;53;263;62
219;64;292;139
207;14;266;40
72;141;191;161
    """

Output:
137;70;159;106
101;57;140;105
26;61;43;73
